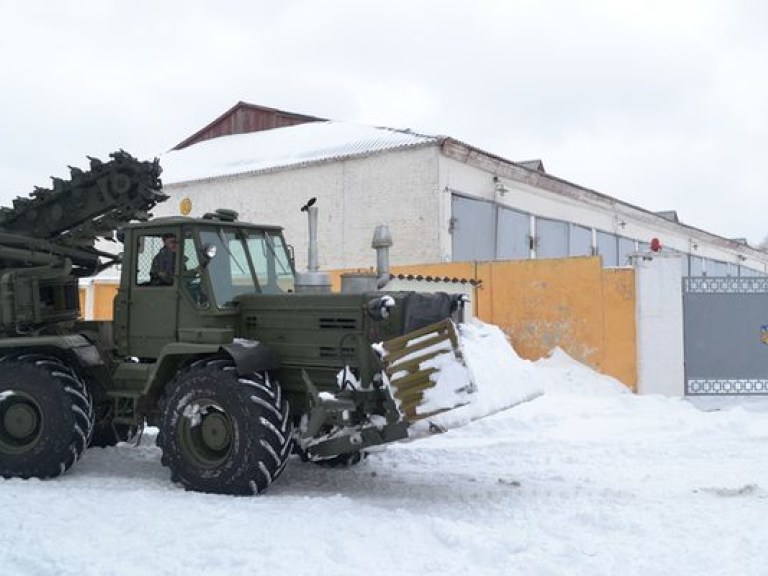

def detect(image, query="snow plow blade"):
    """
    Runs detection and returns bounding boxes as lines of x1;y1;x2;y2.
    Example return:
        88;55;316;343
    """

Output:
379;320;544;438
379;319;477;423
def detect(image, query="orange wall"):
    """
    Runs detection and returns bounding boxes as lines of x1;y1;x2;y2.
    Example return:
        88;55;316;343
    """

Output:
78;288;86;319
78;282;120;321
334;258;637;390
82;257;637;389
93;284;119;320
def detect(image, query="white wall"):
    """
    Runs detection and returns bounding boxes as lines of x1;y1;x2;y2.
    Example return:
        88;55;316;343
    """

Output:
634;253;685;396
438;154;768;272
160;146;442;271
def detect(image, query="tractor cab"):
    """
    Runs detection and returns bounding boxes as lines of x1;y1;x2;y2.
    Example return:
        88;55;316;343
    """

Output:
114;209;296;358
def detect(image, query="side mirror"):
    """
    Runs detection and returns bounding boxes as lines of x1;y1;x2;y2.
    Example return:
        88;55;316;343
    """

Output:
287;244;296;269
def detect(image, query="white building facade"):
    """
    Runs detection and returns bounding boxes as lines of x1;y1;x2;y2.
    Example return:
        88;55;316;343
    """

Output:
157;119;768;276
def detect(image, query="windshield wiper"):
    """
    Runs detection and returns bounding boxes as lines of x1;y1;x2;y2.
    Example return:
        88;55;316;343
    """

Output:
263;234;291;275
218;228;247;275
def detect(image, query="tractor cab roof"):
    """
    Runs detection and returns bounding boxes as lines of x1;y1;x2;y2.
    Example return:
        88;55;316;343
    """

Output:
122;208;283;233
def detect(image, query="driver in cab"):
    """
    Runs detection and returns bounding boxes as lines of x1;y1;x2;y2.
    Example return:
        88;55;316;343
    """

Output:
150;233;177;285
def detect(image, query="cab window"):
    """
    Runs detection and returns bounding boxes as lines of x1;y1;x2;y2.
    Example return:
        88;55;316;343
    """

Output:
136;233;177;286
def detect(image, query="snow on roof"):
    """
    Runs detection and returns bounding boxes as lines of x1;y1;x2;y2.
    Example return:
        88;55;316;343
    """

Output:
160;121;440;185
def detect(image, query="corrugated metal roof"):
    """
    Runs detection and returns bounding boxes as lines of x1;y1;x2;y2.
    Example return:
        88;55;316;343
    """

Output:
161;121;440;185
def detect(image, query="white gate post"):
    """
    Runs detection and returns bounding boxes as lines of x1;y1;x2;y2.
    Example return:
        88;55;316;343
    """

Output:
633;252;685;396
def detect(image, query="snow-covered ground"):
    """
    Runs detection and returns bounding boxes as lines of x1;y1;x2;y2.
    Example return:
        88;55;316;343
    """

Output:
2;339;767;575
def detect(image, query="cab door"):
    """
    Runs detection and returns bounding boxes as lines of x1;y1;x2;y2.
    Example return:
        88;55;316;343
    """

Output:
127;229;180;358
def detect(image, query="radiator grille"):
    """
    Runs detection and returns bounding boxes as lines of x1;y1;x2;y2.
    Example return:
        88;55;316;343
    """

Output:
319;346;356;359
318;317;357;330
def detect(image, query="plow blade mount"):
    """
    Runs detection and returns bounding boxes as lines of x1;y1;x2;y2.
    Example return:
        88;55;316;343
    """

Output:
379;319;476;424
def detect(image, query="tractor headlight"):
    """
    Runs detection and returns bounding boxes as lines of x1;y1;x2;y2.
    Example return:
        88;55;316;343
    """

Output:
367;295;396;320
203;244;217;260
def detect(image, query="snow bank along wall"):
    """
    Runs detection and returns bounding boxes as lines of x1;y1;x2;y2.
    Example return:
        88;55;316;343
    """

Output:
331;256;637;390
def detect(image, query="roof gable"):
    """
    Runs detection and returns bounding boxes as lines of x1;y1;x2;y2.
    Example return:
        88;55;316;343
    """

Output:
172;101;325;150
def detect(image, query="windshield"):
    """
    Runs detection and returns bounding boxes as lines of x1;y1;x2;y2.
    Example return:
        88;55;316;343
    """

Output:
199;227;295;309
245;229;295;294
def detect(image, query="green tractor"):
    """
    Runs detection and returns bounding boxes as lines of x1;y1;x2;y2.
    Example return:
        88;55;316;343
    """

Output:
0;152;473;495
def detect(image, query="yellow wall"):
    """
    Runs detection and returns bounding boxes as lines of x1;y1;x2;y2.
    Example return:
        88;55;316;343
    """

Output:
78;288;86;320
335;258;637;390
93;284;119;320
78;282;120;321
82;257;637;389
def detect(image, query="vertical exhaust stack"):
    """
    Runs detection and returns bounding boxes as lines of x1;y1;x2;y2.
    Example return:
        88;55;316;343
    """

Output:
295;198;332;294
340;224;394;293
372;224;392;289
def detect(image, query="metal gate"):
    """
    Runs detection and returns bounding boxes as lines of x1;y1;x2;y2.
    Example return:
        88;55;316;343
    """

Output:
683;277;768;395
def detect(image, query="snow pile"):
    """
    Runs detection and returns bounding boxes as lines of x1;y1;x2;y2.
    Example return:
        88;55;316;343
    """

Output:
408;320;543;437
534;346;631;397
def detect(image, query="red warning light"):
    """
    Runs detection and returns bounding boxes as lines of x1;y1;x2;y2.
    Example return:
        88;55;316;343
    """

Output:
650;238;662;252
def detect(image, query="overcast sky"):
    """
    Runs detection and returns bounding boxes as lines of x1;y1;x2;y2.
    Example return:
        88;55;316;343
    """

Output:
1;0;766;242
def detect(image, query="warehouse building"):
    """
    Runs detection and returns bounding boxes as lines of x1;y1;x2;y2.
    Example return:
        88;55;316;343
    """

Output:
157;101;768;276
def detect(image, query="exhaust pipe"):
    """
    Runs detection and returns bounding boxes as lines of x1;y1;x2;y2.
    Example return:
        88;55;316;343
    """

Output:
372;224;392;289
306;203;320;273
295;198;332;294
341;224;394;293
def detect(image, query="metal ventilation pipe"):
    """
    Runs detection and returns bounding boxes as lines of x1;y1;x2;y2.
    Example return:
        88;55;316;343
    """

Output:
295;199;331;293
306;204;320;272
372;224;393;289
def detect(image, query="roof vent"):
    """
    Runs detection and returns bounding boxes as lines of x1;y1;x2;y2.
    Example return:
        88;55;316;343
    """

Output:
203;208;239;222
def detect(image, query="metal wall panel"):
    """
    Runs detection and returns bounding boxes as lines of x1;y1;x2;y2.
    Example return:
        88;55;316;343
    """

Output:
617;237;636;266
536;217;568;259
690;256;704;276
569;224;592;256
707;259;728;276
742;266;764;277
451;195;495;261
683;277;768;394
680;253;690;277
596;231;618;266
496;206;530;260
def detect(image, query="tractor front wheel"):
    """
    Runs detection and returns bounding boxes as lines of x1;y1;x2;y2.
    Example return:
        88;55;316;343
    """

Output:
158;358;293;495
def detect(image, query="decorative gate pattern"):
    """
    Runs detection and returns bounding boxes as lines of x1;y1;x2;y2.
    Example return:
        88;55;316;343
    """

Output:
683;277;768;395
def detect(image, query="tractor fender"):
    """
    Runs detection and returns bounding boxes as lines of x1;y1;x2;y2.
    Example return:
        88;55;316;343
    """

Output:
220;339;280;375
0;334;104;368
149;341;280;397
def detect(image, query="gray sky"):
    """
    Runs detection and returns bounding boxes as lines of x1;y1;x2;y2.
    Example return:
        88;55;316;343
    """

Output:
1;0;766;242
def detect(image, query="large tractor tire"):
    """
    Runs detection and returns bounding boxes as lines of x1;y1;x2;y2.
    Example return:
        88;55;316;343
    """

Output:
0;353;94;479
158;358;293;495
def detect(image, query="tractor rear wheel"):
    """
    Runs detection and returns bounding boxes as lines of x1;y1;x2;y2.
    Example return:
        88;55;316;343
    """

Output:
0;353;94;479
158;358;293;495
